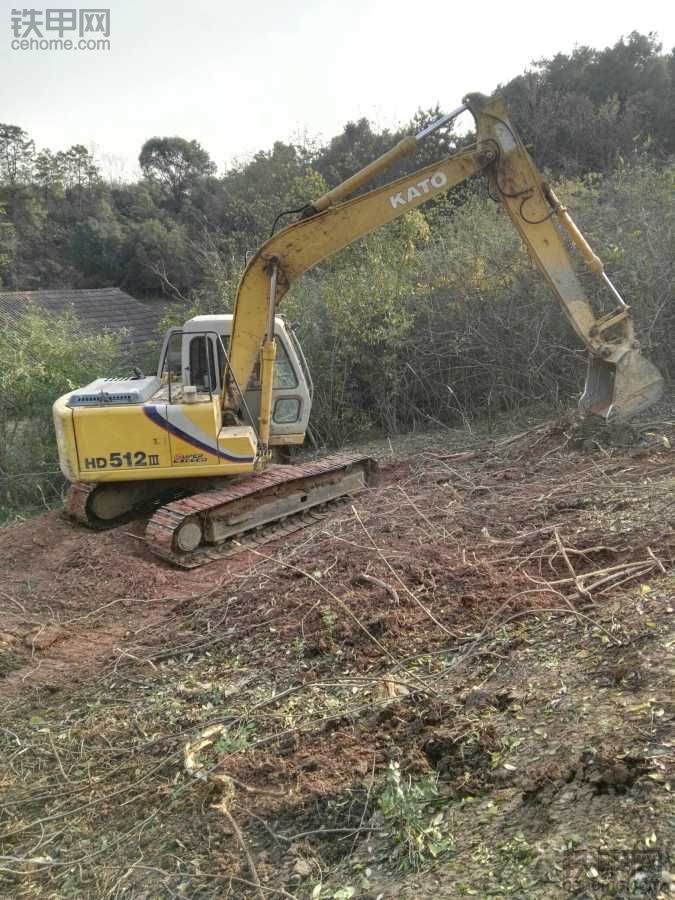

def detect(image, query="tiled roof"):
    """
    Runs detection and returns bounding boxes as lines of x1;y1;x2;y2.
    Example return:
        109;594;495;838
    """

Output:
0;287;173;355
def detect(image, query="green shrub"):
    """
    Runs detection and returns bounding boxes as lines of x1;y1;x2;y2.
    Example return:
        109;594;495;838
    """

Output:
378;761;452;871
0;308;120;521
286;163;673;440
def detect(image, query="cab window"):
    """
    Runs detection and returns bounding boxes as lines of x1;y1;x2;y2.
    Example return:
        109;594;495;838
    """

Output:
163;332;183;383
188;336;216;391
274;397;301;423
246;342;298;390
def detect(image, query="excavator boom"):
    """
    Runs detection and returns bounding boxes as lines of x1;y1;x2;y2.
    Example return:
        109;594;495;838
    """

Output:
225;93;662;423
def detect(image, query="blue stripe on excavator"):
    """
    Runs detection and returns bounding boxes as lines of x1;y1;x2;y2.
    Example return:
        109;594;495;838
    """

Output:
143;405;255;463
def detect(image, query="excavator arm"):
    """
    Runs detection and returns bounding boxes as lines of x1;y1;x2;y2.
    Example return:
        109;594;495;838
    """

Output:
224;92;663;441
465;93;663;419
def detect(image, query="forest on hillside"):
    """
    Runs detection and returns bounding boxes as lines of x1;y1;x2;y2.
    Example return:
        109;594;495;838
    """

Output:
1;32;673;296
0;31;673;518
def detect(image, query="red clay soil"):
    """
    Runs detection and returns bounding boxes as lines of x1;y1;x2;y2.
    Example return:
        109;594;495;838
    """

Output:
0;509;287;693
1;436;671;700
0;463;410;694
0;424;673;899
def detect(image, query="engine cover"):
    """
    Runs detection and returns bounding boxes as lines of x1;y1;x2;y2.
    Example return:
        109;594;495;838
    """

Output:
67;375;161;407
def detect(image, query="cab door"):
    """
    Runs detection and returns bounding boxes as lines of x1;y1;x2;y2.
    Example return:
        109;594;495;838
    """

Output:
242;332;309;441
167;333;223;467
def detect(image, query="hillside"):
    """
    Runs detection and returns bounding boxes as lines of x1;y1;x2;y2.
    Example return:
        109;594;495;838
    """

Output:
1;412;673;898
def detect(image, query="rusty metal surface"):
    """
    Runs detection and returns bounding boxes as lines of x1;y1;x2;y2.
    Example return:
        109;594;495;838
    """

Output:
581;350;665;420
63;479;185;530
64;482;98;527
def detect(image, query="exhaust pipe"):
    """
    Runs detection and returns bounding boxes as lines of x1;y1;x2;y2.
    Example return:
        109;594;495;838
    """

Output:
580;350;664;420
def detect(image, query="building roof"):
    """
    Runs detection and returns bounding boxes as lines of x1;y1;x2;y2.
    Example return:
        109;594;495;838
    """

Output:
0;287;173;356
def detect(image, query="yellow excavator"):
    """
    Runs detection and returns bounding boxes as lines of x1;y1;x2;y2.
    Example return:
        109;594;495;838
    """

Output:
53;92;663;567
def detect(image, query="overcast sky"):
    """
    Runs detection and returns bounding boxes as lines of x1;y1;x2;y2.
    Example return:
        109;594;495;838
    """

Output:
1;0;673;180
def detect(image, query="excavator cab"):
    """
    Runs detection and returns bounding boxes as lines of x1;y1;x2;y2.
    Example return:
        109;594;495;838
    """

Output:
157;315;313;444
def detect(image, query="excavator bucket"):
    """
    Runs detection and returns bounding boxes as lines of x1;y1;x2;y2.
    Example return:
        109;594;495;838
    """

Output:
580;350;664;420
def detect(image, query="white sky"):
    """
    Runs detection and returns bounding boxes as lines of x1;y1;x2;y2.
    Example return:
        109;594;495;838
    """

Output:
1;0;673;180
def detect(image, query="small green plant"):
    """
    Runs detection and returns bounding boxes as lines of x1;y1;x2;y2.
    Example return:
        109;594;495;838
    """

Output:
214;722;255;754
291;635;306;659
310;885;356;900
321;606;337;628
378;761;453;871
321;605;337;638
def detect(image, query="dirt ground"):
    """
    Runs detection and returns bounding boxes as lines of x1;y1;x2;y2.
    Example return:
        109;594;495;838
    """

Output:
0;412;673;898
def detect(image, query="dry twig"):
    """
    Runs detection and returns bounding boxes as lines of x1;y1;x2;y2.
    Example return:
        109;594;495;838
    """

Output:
554;528;594;604
353;573;399;604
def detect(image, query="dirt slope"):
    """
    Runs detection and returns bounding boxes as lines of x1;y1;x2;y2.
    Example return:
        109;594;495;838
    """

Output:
0;415;673;898
0;501;308;693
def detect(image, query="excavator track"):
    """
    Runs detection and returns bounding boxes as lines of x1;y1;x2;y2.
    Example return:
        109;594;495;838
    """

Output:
145;453;377;568
65;479;190;529
65;481;98;527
